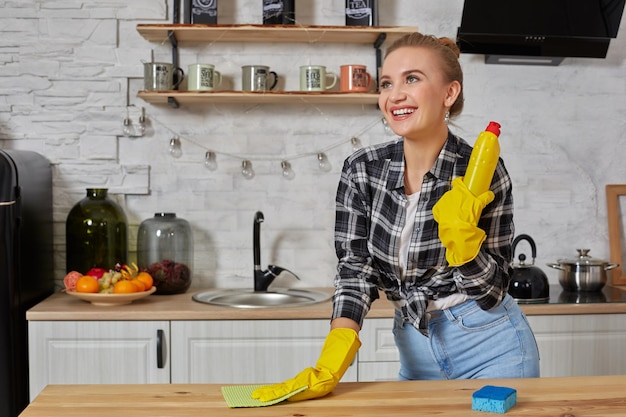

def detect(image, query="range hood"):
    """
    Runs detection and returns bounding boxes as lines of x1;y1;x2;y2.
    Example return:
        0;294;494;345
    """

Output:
457;0;626;65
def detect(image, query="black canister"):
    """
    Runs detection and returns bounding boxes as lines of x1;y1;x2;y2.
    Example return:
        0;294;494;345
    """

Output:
345;0;378;26
66;188;128;273
186;0;218;24
137;213;193;295
263;0;295;25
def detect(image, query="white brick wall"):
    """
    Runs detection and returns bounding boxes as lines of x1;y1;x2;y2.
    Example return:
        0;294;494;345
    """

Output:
2;1;625;291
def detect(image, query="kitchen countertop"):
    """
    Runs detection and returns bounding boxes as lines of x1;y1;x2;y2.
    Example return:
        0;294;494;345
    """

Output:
19;375;626;416
26;285;626;321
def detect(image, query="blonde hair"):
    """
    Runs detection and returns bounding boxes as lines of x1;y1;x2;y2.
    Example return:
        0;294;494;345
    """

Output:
385;33;464;118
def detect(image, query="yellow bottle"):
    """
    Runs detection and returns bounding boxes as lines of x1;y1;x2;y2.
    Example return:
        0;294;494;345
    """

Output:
463;121;501;196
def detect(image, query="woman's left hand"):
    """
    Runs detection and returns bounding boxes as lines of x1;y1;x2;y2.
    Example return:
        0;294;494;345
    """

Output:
432;177;494;266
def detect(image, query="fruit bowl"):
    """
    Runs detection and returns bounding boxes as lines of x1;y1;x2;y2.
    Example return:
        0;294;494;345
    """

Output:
65;286;156;306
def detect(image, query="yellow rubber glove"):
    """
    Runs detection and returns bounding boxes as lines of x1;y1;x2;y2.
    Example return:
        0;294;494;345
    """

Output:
432;177;495;266
251;328;361;402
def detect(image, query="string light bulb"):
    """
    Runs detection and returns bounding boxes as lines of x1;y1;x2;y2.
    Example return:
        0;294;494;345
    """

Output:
136;107;146;136
168;137;182;158
126;109;382;178
382;117;395;136
204;151;218;171
122;117;134;137
281;160;296;180
122;107;147;137
317;152;332;172
241;160;255;179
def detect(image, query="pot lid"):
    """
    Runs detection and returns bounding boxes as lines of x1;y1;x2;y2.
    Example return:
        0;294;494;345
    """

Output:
558;249;609;266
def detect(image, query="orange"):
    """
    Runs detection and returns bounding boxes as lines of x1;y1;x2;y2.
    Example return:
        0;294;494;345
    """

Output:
130;279;146;292
135;272;153;291
113;280;137;294
75;275;99;293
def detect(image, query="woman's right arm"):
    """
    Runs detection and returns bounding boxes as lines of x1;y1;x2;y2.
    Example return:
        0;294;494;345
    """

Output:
331;317;361;332
332;158;380;328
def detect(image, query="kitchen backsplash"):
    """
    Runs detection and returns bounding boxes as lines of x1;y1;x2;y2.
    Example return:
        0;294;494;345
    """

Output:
1;0;625;290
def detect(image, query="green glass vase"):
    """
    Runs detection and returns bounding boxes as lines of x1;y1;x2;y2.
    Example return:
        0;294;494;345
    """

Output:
66;188;128;273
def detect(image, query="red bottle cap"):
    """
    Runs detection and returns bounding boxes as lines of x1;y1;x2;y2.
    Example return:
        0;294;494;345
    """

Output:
485;121;501;136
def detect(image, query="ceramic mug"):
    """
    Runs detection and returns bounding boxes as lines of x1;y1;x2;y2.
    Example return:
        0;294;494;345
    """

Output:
187;64;223;91
340;64;372;92
143;62;184;91
242;65;279;91
299;65;337;92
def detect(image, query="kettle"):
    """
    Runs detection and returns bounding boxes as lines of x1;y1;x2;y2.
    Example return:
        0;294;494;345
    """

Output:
507;234;550;303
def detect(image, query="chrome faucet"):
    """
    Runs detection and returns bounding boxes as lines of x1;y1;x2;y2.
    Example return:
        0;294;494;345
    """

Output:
253;211;299;291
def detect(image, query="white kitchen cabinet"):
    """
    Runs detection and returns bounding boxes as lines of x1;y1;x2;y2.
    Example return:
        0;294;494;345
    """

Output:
170;320;357;384
28;313;626;401
527;314;626;377
357;314;626;381
358;318;399;381
28;319;358;401
28;321;170;401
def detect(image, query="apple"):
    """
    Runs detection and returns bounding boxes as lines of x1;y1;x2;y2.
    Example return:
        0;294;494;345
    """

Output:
86;267;106;279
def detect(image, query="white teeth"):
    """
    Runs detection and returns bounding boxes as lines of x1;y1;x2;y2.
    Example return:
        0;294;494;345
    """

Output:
392;108;415;116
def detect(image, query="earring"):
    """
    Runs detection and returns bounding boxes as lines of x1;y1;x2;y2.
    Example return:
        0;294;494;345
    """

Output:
381;117;394;136
444;109;450;124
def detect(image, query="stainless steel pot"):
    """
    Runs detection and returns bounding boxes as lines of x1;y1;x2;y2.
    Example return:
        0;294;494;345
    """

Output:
547;249;619;292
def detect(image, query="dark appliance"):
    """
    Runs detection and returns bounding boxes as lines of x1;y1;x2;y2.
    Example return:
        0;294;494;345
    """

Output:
263;0;295;25
508;234;550;303
457;0;626;65
345;0;378;26
183;0;218;24
0;149;54;417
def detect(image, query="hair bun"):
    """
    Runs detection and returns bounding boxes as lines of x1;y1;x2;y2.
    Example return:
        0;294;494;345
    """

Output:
438;37;461;58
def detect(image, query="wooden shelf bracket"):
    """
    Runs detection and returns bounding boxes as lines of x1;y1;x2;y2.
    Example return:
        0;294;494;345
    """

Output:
373;32;386;89
167;30;181;108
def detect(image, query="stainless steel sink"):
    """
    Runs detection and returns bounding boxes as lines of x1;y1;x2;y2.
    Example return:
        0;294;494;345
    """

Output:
192;288;331;308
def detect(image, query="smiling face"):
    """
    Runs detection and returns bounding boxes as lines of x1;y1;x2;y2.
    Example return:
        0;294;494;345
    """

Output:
378;46;461;142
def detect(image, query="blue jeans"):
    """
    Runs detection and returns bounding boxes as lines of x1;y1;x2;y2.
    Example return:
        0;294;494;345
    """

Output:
392;294;540;380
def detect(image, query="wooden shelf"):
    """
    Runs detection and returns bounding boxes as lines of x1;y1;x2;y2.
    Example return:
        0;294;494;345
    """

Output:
137;90;379;106
135;24;411;106
136;24;418;45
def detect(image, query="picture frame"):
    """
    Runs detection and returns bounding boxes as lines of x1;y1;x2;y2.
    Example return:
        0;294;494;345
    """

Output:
606;184;626;286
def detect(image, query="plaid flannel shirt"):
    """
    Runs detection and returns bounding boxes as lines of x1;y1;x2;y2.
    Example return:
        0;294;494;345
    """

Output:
332;131;514;332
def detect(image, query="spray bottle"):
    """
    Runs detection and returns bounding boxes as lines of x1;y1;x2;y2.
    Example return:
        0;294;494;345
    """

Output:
463;121;502;196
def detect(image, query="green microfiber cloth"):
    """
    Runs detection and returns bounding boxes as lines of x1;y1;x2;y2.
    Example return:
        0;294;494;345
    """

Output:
221;384;308;408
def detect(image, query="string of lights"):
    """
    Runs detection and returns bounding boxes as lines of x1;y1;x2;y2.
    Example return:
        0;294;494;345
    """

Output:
124;106;389;180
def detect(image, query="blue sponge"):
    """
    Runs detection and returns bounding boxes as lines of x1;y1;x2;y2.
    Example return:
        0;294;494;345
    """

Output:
472;385;517;413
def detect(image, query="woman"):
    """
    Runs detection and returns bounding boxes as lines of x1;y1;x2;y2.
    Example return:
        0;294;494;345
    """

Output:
252;32;539;403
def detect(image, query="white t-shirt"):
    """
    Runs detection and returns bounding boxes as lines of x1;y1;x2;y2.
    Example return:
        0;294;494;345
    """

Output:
398;192;420;278
399;191;468;312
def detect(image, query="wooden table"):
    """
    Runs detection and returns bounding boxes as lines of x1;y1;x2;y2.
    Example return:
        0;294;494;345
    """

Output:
20;375;626;416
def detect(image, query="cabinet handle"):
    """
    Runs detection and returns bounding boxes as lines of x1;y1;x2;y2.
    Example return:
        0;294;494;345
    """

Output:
157;329;165;368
